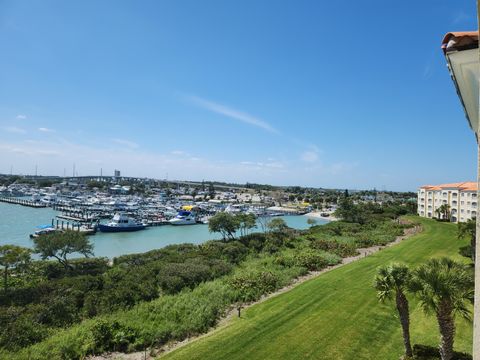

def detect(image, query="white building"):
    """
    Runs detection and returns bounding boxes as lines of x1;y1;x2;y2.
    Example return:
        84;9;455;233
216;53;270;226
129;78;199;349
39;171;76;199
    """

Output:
417;182;477;223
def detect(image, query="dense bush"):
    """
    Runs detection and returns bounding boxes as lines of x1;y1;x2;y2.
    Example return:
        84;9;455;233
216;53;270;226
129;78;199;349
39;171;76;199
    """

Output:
275;250;341;271
89;319;137;353
228;270;280;302
0;308;50;351
310;237;358;257
4;281;235;360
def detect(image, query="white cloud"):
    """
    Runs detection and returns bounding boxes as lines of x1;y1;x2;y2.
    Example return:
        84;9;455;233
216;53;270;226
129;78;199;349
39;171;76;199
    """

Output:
301;145;321;163
0;143;59;156
301;151;318;163
186;95;279;134
38;127;55;133
4;126;26;134
0;135;363;188
16;114;27;120
111;138;139;149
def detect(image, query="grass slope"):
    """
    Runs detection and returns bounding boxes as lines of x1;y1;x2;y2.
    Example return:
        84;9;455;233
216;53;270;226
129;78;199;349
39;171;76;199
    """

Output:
162;217;473;360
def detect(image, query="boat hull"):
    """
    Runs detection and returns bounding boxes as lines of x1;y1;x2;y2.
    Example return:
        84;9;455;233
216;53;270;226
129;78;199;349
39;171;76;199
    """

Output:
98;224;145;232
169;219;196;225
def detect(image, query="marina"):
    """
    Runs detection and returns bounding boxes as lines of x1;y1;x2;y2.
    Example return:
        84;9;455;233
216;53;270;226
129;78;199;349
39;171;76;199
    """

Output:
0;201;328;259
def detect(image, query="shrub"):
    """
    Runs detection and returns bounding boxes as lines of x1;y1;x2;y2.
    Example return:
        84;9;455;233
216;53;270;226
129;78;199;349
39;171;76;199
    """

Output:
228;270;280;302
0;310;49;350
310;237;358;257
88;319;137;354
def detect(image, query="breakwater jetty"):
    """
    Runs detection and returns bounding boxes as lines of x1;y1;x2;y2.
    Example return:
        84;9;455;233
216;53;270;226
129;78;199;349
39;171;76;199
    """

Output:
0;197;46;208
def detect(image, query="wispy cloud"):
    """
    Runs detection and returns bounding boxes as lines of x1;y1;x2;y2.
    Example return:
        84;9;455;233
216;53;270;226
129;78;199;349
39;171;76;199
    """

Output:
16;114;27;120
300;145;320;163
38;127;55;133
4;126;26;134
451;10;471;25
240;160;285;169
111;138;139;149
0;143;59;156
186;95;279;134
423;64;432;79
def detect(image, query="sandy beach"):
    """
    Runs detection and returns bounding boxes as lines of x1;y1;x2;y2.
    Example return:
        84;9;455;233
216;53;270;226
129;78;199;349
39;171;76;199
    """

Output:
305;211;338;221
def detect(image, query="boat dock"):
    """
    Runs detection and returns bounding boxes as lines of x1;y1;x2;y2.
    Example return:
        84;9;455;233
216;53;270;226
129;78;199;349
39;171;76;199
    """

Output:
0;197;47;208
50;218;97;235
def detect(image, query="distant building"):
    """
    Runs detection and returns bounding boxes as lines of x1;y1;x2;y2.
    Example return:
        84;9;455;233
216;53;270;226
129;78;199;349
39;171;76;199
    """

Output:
114;169;121;177
417;182;477;223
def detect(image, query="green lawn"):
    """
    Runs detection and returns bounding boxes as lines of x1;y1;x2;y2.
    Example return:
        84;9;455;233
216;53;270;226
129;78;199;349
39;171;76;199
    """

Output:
161;217;473;360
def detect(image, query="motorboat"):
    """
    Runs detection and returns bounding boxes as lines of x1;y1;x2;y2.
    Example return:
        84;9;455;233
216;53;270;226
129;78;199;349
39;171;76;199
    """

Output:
29;225;56;238
98;213;145;232
168;211;196;225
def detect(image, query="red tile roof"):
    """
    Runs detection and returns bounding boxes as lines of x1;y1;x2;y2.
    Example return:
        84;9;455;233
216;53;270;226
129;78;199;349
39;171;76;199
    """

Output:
442;31;478;54
420;182;477;191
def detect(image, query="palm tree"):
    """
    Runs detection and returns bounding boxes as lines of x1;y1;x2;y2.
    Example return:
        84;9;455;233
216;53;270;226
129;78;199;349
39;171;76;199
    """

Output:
410;258;474;360
457;219;476;261
437;204;451;221
374;263;413;358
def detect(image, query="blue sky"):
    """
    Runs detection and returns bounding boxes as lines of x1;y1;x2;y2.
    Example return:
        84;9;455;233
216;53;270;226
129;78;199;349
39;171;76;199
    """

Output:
0;0;477;191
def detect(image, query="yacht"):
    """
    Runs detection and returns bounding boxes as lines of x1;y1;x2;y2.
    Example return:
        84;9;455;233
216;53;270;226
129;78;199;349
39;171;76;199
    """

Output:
169;211;196;225
98;213;146;232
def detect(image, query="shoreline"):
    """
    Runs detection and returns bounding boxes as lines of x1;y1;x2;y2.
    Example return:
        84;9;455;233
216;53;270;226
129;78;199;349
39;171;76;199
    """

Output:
304;211;338;222
90;221;422;360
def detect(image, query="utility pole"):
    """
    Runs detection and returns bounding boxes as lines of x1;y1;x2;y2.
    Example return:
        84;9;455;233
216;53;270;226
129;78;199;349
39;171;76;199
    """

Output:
35;164;37;177
73;163;76;178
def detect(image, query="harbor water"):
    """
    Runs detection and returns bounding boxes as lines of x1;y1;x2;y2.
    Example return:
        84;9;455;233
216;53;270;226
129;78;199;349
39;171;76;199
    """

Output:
0;202;328;258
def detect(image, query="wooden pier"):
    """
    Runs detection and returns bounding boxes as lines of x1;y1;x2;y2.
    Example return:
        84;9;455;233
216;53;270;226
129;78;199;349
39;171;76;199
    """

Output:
50;218;97;235
0;197;47;208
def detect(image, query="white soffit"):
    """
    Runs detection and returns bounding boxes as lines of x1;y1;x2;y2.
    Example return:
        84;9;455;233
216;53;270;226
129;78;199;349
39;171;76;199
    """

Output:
447;48;480;134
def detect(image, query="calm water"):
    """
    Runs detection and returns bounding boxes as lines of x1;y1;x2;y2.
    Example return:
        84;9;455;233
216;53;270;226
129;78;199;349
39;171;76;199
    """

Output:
0;202;328;258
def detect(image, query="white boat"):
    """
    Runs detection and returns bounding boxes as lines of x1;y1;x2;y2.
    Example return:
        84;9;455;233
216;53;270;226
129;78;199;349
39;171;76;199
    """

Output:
40;193;57;205
169;211;196;225
29;225;56;238
98;213;145;232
